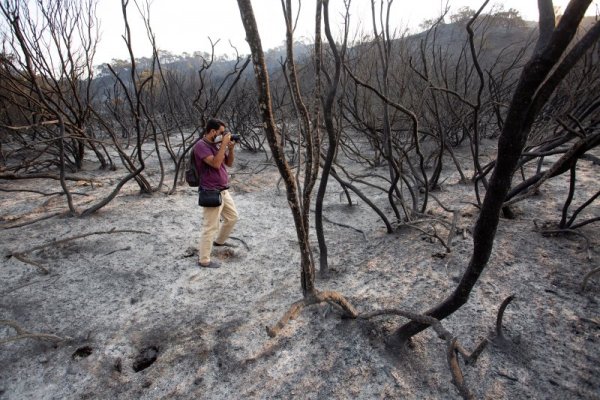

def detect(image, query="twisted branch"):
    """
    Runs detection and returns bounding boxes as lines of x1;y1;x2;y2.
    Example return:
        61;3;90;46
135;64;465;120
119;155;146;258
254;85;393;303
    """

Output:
266;290;358;338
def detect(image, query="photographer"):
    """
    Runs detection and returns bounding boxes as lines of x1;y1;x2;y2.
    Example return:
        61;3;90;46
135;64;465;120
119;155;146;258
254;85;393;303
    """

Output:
194;118;239;268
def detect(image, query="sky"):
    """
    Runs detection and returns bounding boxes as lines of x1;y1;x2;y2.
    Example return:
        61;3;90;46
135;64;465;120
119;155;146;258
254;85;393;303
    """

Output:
93;0;599;64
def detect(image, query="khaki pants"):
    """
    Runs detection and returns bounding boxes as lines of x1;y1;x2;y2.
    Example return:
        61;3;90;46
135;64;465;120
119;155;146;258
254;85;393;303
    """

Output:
199;189;238;264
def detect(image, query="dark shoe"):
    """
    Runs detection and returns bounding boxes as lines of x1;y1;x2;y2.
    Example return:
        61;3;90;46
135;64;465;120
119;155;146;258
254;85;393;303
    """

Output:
199;260;221;269
213;241;237;248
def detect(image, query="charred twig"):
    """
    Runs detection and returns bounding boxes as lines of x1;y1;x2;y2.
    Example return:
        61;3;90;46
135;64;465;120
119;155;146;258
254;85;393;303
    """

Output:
0;320;67;345
581;267;600;292
497;372;519;381
456;338;489;366
495;295;515;339
324;216;367;240
10;253;49;274
231;162;273;177
460;201;481;210
428;192;456;214
229;236;250;251
311;208;367;240
537;227;593;261
102;246;132;256
398;222;452;253
447;211;459;247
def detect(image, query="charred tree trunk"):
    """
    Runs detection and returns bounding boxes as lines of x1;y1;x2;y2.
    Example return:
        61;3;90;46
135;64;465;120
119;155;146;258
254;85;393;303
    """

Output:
237;0;315;296
314;0;349;275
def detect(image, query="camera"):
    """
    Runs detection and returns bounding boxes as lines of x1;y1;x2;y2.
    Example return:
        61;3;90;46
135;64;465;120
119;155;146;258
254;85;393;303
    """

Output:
222;129;240;142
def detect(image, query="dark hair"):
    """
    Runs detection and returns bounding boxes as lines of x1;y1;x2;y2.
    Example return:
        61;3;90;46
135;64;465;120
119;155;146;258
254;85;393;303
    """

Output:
204;118;225;135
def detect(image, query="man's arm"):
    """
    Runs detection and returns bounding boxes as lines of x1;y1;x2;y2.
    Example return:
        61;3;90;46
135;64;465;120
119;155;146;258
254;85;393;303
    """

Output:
225;141;235;167
202;135;232;169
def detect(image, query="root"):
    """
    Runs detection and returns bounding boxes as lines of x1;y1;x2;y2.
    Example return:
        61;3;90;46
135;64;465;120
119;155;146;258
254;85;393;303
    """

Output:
361;296;515;399
447;339;475;400
315;290;359;318
359;308;474;399
266;299;306;338
266;290;358;338
266;295;520;400
0;320;68;345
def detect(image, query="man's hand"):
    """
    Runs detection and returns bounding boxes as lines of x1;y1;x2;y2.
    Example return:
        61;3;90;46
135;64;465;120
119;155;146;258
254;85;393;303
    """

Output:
221;133;232;147
225;133;236;167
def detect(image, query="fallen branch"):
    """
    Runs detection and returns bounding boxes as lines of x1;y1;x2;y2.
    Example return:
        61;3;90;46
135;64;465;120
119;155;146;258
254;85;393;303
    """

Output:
0;320;67;345
0;188;89;197
102;246;132;257
1;275;60;296
3;211;69;230
0;172;93;182
10;228;151;273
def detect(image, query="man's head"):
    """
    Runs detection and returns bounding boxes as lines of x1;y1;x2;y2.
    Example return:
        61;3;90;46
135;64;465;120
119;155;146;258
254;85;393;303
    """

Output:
204;118;226;141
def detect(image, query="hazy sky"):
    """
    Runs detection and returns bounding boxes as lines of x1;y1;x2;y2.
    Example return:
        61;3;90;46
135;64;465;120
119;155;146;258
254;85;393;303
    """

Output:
94;0;598;64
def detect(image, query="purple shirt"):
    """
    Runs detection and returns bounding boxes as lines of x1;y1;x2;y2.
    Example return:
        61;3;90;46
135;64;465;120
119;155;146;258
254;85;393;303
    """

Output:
194;138;229;190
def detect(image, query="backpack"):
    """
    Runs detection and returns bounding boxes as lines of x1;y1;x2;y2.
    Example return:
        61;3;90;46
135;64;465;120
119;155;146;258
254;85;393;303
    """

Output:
185;148;200;187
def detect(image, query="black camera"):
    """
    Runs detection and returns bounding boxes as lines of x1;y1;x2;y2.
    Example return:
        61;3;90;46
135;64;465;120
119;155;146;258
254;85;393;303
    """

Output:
223;129;240;142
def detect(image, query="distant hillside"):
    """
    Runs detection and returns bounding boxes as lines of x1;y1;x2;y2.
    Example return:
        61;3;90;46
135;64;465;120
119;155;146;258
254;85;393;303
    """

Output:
91;16;598;96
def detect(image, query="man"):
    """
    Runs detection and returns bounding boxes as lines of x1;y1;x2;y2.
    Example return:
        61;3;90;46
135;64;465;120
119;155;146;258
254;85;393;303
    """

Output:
194;118;239;268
